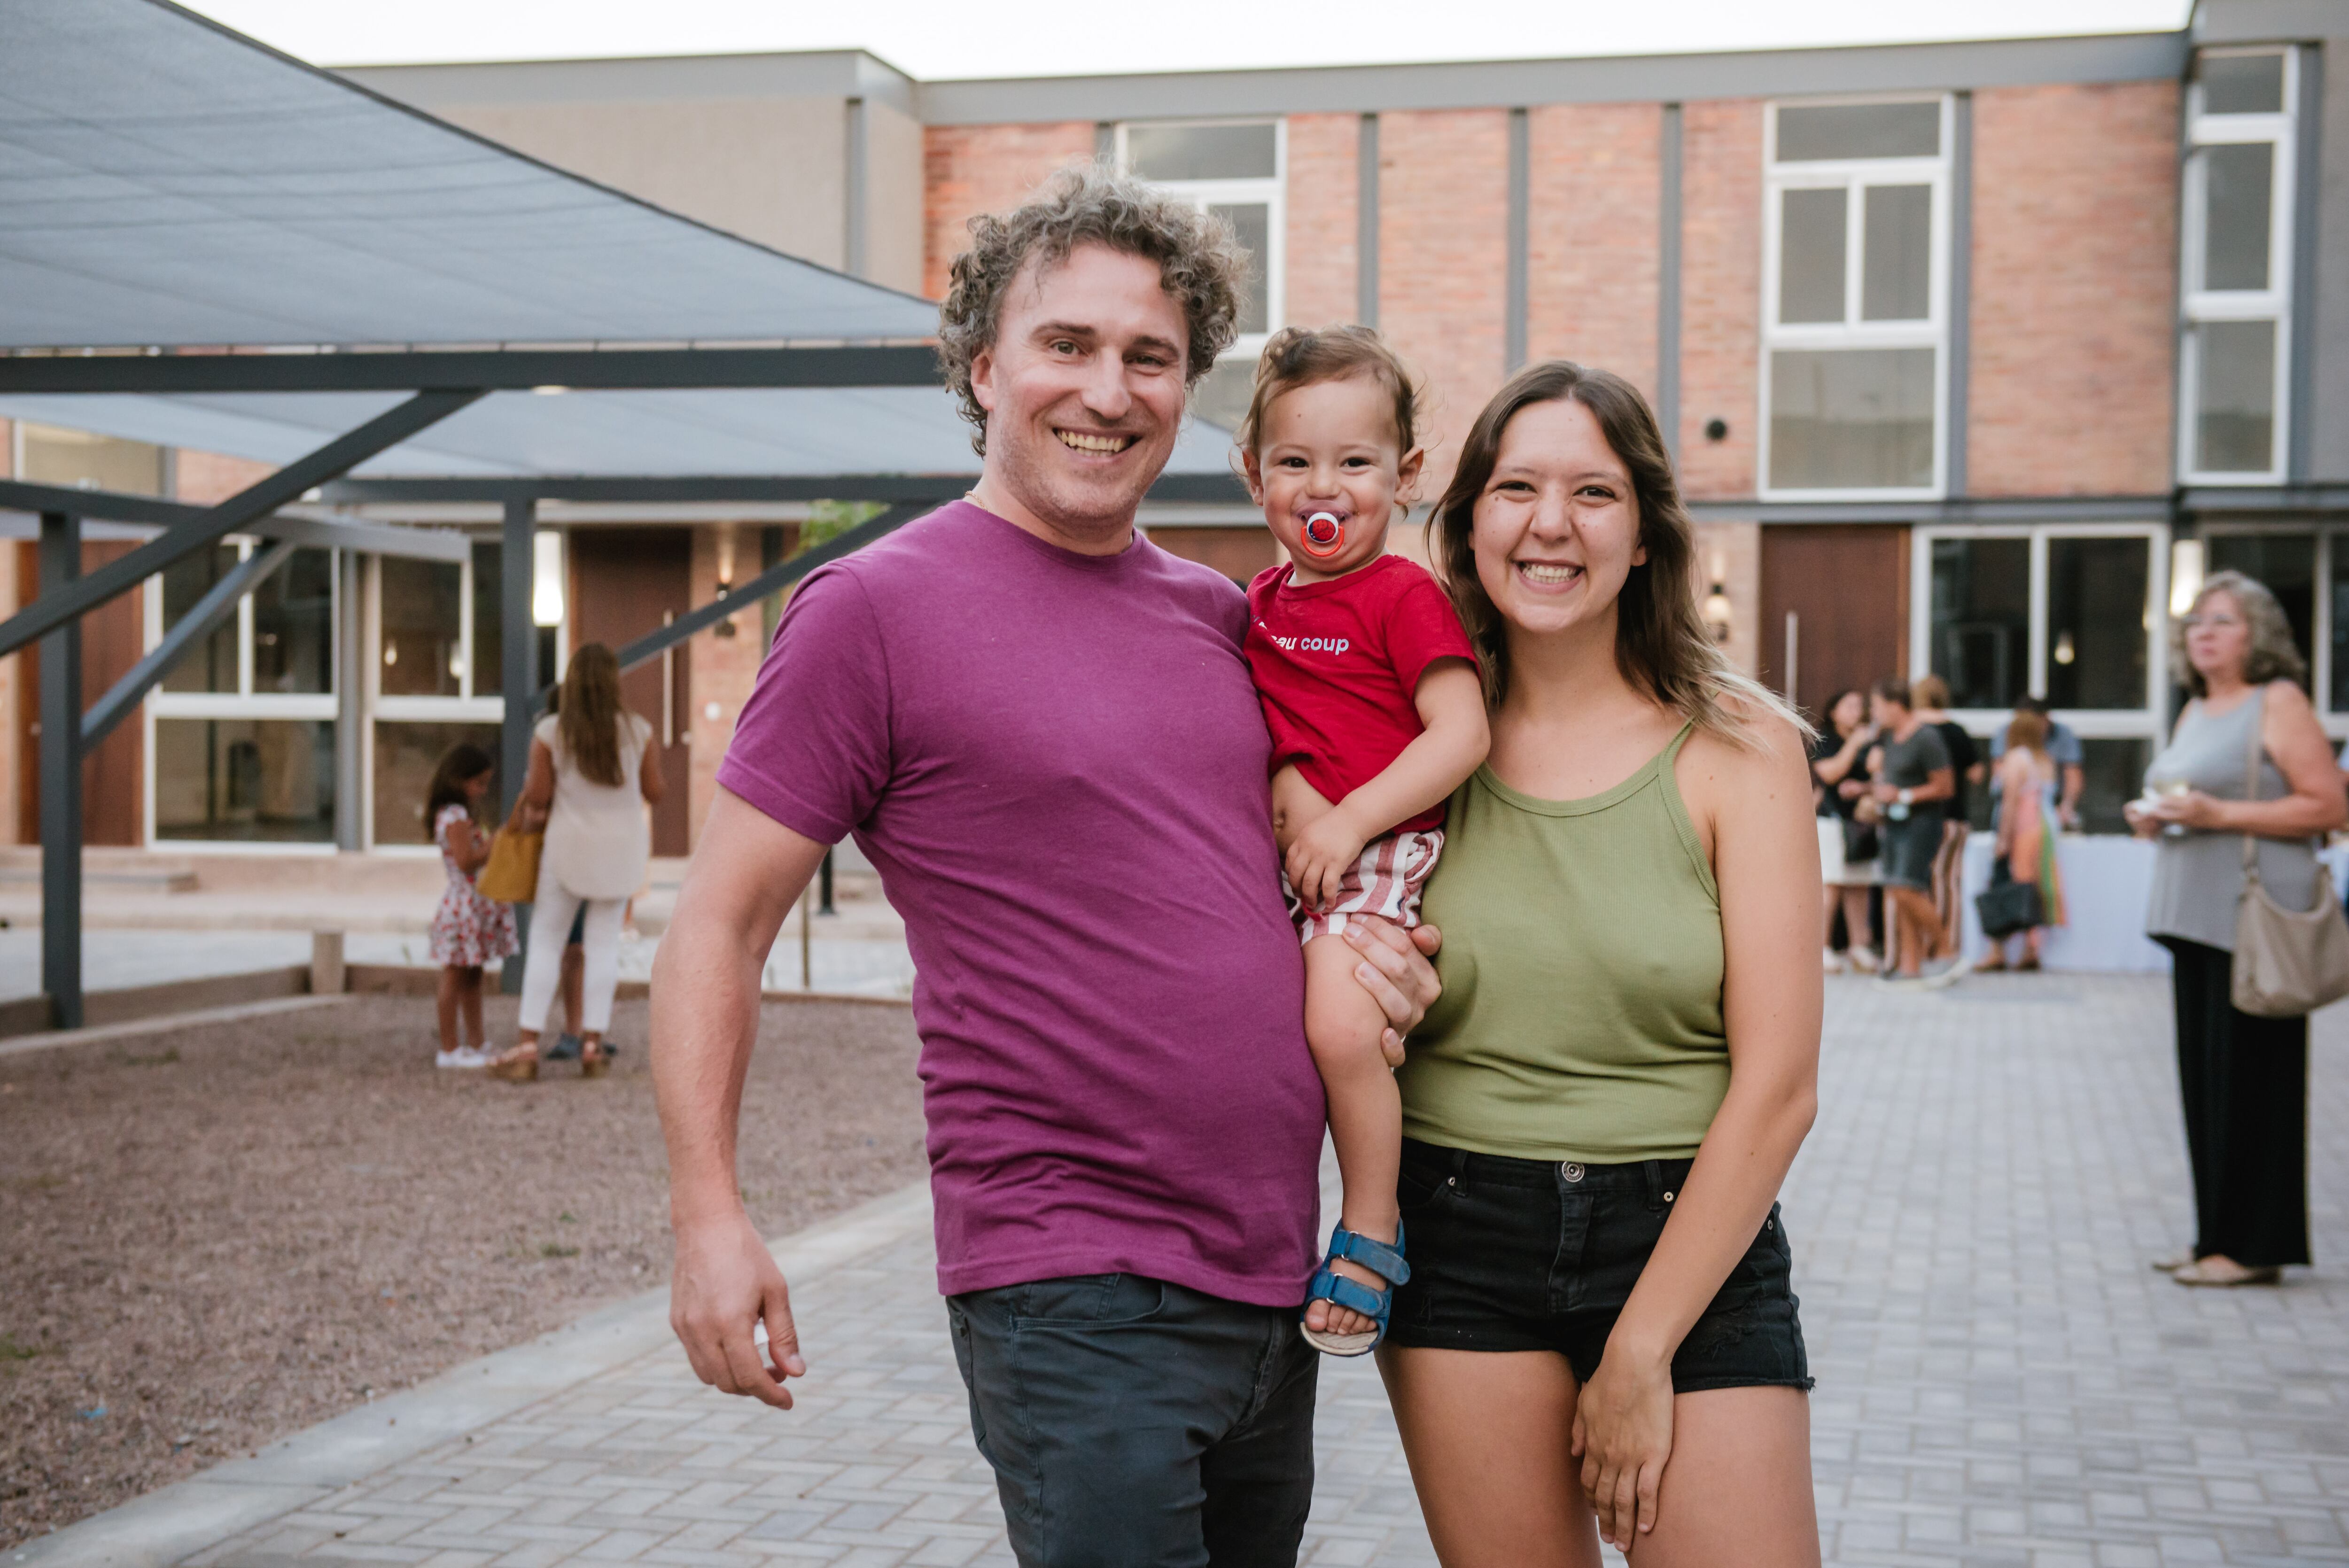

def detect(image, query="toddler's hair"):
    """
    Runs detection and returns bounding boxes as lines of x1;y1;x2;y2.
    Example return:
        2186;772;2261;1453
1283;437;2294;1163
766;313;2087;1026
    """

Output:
1234;325;1423;456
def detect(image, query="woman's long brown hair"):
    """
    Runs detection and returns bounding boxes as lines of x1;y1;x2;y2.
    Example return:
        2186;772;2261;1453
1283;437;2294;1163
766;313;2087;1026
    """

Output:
1433;360;1807;745
556;642;628;788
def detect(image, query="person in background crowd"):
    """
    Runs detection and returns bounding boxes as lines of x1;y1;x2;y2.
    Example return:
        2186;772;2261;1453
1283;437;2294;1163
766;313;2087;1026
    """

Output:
1811;688;1879;973
1990;694;2085;830
1865;679;1956;984
425;741;516;1069
490;642;662;1082
1979;710;2066;972
2128;571;2341;1288
1910;675;1981;961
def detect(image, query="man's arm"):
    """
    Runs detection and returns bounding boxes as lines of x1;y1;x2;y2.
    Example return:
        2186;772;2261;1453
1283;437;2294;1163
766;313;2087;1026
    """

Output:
651;788;830;1410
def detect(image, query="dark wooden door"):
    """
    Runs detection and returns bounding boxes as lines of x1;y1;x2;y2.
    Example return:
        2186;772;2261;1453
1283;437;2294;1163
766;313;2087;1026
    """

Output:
567;528;692;856
15;540;146;847
1758;525;1910;727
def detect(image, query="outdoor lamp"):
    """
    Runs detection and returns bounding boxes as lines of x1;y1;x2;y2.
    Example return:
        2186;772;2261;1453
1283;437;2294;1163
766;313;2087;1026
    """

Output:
1701;551;1733;645
532;530;564;627
2169;539;2205;617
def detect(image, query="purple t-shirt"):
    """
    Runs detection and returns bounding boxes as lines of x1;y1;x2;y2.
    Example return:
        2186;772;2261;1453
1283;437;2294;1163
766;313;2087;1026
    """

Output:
716;502;1322;1306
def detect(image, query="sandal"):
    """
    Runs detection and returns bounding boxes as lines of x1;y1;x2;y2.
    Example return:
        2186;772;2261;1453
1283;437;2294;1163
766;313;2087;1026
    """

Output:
581;1042;611;1080
1299;1225;1409;1357
2172;1257;2282;1288
2150;1249;2197;1273
485;1045;539;1083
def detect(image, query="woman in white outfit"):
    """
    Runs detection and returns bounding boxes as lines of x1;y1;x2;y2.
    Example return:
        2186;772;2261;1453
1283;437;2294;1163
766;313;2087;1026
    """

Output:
490;643;661;1081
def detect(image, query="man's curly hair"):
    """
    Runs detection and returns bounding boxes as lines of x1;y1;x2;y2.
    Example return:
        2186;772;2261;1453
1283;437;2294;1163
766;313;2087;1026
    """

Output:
938;164;1248;456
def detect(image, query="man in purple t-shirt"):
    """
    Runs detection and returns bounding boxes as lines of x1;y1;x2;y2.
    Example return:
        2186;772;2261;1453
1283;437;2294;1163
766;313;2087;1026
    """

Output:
650;168;1439;1566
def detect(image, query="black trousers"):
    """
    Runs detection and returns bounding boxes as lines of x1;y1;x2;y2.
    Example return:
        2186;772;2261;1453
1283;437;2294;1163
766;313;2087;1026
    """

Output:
2161;937;2312;1268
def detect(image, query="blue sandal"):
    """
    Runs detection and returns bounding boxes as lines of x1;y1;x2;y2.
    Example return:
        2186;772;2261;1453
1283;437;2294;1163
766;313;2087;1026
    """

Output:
1299;1225;1409;1356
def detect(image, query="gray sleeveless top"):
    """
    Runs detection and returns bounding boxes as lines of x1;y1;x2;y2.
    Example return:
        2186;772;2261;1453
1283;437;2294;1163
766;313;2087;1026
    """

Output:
2143;688;2321;951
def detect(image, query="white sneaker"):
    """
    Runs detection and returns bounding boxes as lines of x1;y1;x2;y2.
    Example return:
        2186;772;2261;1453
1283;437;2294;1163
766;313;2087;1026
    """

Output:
1847;947;1881;974
436;1046;490;1070
1822;948;1844;974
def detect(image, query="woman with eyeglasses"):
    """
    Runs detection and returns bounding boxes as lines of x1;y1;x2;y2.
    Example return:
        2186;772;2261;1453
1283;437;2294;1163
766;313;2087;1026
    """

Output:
2126;571;2344;1287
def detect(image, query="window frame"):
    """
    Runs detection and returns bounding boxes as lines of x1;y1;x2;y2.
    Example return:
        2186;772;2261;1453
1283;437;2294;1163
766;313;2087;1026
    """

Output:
1115;117;1287;388
2196;520;2349;737
2178;47;2298;486
1760;93;1954;502
1909;519;2171;747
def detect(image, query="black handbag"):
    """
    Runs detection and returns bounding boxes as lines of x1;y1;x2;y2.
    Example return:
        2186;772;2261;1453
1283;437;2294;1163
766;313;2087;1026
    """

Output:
1840;812;1879;864
1975;859;2044;939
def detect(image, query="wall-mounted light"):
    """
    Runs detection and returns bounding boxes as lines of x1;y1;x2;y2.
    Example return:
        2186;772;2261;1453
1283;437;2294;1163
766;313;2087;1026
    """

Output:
532;530;565;626
2053;629;2077;666
1700;550;1733;645
711;523;740;637
2169;538;2205;617
711;579;738;638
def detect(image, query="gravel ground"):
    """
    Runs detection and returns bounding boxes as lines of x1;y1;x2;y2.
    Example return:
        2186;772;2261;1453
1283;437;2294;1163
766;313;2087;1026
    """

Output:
0;994;927;1550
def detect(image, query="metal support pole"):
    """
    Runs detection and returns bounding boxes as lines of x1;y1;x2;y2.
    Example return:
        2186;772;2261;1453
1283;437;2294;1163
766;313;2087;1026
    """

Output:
334;550;364;852
818;847;835;916
38;512;83;1030
500;500;539;996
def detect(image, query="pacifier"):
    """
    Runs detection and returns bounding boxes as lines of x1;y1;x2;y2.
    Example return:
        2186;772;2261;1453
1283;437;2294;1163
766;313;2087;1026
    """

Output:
1299;511;1347;559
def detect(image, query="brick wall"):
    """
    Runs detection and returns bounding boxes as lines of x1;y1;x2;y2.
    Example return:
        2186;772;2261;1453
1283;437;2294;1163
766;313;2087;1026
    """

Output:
173;449;276;505
1968;81;2178;495
1691;520;1761;679
1677;100;1764;500
1284;113;1359;330
1527;103;1664;400
922;123;1098;300
1378;109;1511;499
686;523;787;850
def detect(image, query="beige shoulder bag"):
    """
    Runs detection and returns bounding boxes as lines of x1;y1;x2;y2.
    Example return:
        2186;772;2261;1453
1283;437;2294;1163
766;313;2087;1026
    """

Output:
2230;692;2349;1017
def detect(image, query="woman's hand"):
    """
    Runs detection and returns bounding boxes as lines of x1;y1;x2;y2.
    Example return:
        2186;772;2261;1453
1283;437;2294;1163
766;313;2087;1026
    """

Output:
1285;809;1369;912
1341;917;1441;1067
2151;789;2225;831
2121;799;2162;839
1571;1341;1675;1549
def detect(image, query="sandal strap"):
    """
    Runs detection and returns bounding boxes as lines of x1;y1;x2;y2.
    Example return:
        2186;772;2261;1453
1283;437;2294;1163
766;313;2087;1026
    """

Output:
1305;1266;1390;1320
1325;1226;1410;1285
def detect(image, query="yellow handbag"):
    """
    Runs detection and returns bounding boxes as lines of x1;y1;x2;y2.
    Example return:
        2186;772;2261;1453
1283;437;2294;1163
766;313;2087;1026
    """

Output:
476;824;543;904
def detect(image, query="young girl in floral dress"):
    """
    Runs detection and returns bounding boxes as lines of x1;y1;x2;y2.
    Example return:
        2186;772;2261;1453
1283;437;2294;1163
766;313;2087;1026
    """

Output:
426;742;517;1068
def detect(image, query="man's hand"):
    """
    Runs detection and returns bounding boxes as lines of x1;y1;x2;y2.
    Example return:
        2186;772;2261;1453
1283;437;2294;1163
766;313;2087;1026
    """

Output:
670;1211;807;1410
1342;918;1442;1067
1285;809;1369;913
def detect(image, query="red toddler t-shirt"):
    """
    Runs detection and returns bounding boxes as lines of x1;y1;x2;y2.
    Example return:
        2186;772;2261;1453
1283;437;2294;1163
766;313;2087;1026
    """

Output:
1244;552;1477;835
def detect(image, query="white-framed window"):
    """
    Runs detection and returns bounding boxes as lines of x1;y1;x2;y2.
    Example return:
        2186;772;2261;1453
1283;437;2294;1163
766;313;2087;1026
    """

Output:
1913;520;2168;832
2180;48;2298;484
1761;96;1952;500
145;539;340;847
2195;524;2349;735
1117;118;1284;432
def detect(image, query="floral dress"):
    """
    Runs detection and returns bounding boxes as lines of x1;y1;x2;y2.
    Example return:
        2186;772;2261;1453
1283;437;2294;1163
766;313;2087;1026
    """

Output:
428;804;519;967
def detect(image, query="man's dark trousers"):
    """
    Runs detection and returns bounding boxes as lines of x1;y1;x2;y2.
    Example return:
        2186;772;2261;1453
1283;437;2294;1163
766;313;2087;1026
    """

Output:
946;1273;1319;1567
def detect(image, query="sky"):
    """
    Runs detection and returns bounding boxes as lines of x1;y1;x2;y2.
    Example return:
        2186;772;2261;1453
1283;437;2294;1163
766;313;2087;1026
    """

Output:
181;0;2195;81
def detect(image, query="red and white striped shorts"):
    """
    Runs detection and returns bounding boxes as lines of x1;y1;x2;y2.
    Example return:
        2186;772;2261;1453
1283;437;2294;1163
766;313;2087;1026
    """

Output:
1283;829;1445;945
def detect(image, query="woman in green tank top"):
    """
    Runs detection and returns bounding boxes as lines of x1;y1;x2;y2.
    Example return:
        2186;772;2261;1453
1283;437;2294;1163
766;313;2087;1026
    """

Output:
1373;363;1825;1566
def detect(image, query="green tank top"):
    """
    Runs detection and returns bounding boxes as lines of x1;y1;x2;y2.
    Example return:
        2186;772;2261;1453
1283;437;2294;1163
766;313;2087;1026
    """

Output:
1398;721;1728;1164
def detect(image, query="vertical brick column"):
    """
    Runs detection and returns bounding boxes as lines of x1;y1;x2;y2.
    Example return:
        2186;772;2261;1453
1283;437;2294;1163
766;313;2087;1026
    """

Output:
1676;99;1763;502
1284;113;1361;331
1526;102;1664;400
922;124;1100;300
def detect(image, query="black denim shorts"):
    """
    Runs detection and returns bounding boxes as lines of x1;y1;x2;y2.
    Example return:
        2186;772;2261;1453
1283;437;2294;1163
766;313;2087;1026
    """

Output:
1384;1138;1813;1393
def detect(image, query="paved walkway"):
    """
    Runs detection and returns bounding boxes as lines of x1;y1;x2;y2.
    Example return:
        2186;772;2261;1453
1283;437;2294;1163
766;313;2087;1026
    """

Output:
16;974;2349;1567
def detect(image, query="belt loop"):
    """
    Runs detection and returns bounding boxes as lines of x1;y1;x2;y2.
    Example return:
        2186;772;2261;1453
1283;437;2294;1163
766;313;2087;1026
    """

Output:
1644;1160;1665;1208
1447;1145;1470;1196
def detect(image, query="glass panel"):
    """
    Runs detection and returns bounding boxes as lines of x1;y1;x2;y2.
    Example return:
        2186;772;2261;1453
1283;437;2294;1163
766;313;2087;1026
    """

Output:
1861;184;1932;321
1125;122;1277;181
1192;350;1258;432
250;548;333;695
20;423;164;495
2330;545;2349;712
154;718;334;843
374;720;503;847
2207;533;2315;678
2201;142;2273;291
159;543;242;694
2045;537;2150;710
380;557;463;697
472;540;502;698
2201;53;2285;116
2077;737;2152;836
1777;187;1847;324
1929;537;2030;710
1775;101;1940;162
1211;202;1270;335
2194;319;2277;474
1767;347;1937;489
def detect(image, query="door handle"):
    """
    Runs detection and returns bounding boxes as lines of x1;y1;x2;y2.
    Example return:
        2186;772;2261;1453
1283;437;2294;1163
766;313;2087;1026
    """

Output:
660;610;675;747
1782;611;1799;702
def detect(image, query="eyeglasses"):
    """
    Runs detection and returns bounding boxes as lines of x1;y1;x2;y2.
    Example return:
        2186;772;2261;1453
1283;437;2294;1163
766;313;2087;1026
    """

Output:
2180;613;2244;630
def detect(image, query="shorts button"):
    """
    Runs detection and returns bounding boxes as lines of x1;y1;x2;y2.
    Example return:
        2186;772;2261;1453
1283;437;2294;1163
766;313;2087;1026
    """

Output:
1560;1162;1585;1183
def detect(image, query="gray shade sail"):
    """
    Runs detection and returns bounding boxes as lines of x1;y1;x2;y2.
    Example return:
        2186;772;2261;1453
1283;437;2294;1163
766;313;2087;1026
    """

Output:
0;0;938;351
0;388;1247;483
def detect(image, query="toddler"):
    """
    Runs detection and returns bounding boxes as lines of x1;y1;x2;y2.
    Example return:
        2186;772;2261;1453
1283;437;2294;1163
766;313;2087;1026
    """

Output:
1237;326;1490;1354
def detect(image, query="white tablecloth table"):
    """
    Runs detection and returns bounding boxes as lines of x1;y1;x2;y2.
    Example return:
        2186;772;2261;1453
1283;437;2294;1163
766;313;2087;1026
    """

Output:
1955;833;2171;973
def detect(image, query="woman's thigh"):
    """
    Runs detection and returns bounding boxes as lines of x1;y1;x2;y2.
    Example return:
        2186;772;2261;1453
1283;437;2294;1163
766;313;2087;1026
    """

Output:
1378;1346;1600;1568
1632;1386;1817;1568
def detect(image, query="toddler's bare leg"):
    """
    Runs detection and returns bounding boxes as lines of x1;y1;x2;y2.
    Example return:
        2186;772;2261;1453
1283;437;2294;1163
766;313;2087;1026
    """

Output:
1303;931;1403;1342
1271;764;1334;854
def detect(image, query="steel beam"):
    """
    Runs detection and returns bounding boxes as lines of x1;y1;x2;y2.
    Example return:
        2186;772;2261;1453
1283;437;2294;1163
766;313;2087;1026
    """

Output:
613;502;926;676
335;549;364;852
0;479;471;560
38;512;82;1030
0;390;482;662
80;540;296;749
0;345;941;396
500;499;538;997
322;471;1251;506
